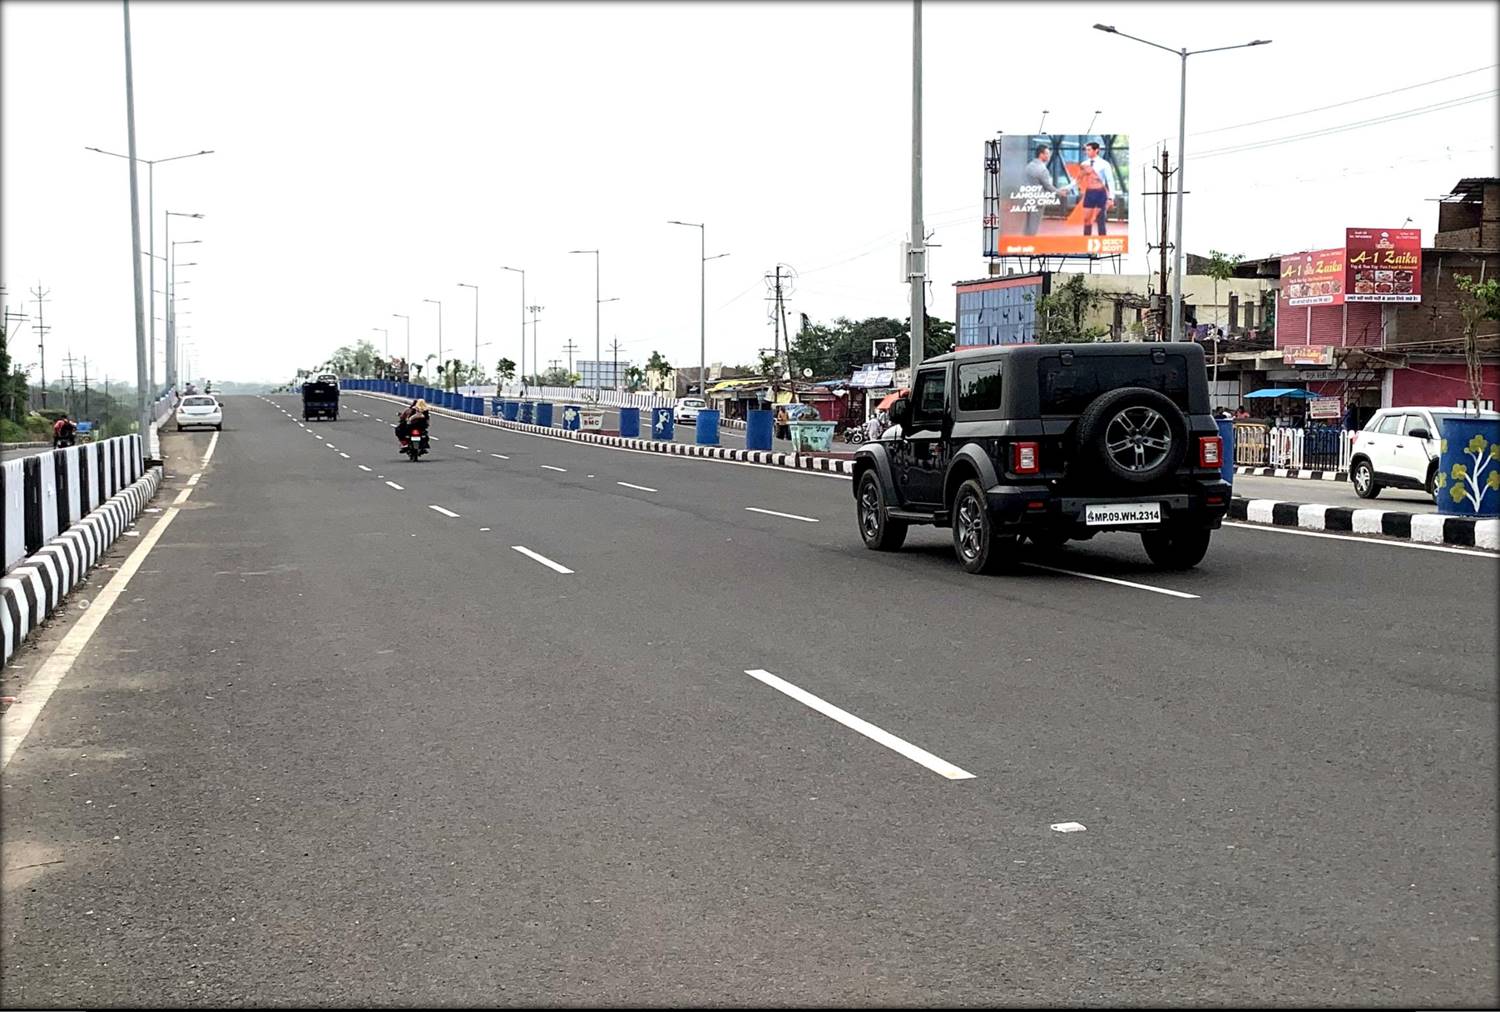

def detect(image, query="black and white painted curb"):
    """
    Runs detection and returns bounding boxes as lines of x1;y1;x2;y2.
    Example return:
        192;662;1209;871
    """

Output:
1;466;163;665
1235;465;1348;482
349;391;855;475
1228;496;1498;549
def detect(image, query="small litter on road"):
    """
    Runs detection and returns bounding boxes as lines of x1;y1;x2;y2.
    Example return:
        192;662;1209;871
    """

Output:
1050;822;1087;833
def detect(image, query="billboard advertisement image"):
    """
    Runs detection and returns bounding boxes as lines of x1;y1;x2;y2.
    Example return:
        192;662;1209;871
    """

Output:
1279;248;1346;306
985;135;1130;257
1345;227;1422;302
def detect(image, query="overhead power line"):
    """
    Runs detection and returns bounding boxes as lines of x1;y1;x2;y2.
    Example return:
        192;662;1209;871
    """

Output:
1191;90;1498;160
1192;63;1498;137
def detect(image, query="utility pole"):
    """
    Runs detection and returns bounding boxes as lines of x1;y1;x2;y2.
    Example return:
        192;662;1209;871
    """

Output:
83;356;91;415
779;276;795;385
908;0;926;369
607;337;625;390
30;283;50;407
63;353;79;416
1143;147;1177;341
562;340;580;382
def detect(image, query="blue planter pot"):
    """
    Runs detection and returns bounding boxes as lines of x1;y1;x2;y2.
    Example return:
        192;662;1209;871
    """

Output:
651;407;674;441
1436;417;1500;516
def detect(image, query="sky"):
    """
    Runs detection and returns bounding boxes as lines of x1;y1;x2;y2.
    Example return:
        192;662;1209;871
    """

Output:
2;1;1497;388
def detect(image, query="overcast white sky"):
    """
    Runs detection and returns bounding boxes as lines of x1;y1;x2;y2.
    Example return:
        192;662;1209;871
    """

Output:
3;1;1497;387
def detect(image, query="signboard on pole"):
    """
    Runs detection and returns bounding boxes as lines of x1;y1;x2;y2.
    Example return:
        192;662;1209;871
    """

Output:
1309;396;1343;420
985;135;1130;257
1345;227;1421;302
1282;345;1336;366
579;408;604;431
1279;248;1346;306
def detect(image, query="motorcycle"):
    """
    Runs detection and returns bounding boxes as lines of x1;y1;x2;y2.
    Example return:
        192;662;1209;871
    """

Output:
400;424;430;462
842;426;867;445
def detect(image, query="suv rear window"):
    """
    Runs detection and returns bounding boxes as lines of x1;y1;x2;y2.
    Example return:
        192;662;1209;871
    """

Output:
1037;353;1189;415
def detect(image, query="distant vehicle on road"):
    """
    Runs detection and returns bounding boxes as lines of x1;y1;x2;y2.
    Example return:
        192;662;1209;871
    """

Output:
674;397;707;424
176;394;224;432
852;342;1230;573
1350;405;1500;500
302;379;339;421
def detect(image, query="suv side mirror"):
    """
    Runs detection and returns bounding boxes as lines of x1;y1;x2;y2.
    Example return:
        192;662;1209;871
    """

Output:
889;398;912;430
1407;427;1430;440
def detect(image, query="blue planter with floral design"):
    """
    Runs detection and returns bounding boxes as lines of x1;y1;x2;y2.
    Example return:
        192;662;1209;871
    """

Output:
1436;417;1500;516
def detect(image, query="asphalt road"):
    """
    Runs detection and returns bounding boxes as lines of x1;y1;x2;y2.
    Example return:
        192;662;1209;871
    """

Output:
1;444;49;462
518;398;845;455
1234;473;1439;514
1;392;1494;1006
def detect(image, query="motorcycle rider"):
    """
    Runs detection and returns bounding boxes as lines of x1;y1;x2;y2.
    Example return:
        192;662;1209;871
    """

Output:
52;413;78;448
396;398;431;449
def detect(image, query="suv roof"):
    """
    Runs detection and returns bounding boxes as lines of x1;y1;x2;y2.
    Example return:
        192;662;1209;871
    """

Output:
917;341;1206;368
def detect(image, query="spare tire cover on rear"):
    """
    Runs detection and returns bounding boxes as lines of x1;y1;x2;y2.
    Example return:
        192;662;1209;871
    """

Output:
1074;386;1188;484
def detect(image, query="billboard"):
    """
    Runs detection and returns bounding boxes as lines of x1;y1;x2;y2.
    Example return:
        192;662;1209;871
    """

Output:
1279;248;1346;306
1282;345;1336;365
984;135;1130;257
1345;227;1421;302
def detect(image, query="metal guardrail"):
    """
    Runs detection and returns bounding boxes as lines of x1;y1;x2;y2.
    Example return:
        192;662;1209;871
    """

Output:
1233;421;1353;471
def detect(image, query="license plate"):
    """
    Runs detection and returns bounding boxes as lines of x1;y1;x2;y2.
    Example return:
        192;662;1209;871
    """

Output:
1084;502;1162;526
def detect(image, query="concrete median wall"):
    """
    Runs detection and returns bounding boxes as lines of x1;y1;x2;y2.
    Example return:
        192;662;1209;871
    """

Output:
3;436;146;574
1;464;162;666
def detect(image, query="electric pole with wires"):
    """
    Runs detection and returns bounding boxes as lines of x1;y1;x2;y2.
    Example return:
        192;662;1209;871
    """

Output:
30;282;51;406
1142;148;1179;341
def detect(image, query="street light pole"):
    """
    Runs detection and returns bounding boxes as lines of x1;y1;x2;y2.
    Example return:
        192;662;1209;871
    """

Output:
120;0;151;442
566;250;602;395
423;299;443;385
1093;25;1270;343
373;327;388;366
528;305;543;386
85;146;212;397
910;0;926;370
458;282;479;382
163;211;202;390
667;222;729;401
500;266;525;392
393;313;411;379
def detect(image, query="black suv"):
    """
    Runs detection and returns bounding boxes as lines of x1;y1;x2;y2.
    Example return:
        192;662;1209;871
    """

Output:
852;342;1231;573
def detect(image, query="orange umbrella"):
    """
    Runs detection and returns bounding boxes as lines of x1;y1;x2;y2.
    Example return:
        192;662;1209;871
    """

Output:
875;388;909;412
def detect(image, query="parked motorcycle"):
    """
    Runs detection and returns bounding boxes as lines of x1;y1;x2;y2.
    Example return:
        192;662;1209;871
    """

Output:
842;426;867;444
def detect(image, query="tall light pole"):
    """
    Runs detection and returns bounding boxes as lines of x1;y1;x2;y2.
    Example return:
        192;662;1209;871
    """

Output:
373;327;388;366
119;0;151;440
528;305;543;386
393;313;410;379
168;234;201;392
500;265;525;391
566;250;603;395
1094;25;1270;342
457;282;479;381
163;210;202;390
668;221;729;400
909;0;925;370
85;145;212;398
423;298;443;385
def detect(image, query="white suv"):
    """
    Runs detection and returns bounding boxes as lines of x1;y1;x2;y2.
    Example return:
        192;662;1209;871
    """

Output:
1350;406;1499;500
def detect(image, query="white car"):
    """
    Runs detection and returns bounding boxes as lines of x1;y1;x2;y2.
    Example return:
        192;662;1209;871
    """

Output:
674;397;707;424
176;394;223;432
1350;405;1498;499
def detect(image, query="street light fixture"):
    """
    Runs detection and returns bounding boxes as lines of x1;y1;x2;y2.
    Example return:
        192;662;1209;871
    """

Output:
1093;24;1270;342
168;234;203;387
85;145;212;401
499;266;525;391
668;221;730;400
373;327;389;362
421;299;444;385
393;313;411;378
566;250;610;396
163;210;203;389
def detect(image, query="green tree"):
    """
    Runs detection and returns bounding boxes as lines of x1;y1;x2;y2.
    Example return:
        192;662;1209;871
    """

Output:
623;365;646;391
496;357;517;384
1204;250;1244;335
645;351;673;391
1455;274;1500;414
1034;274;1108;343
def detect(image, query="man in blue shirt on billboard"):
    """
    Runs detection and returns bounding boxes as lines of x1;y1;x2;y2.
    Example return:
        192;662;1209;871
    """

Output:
1078;141;1117;236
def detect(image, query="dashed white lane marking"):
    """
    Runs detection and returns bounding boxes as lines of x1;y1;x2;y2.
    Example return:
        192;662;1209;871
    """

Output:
358;465;372;471
429;505;460;518
453;443;470;449
617;481;658;493
325;442;337;449
1019;562;1199;599
745;507;819;523
1050;822;1087;833
490;453;509;459
742;669;975;780
510;545;574;574
540;465;566;472
339;452;350;458
385;481;404;490
479;527;491;531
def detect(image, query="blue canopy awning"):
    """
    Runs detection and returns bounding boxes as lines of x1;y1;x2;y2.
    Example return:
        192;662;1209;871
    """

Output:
1244;387;1318;399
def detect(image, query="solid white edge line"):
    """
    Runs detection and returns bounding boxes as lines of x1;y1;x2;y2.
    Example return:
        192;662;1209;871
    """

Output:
186;473;201;486
745;506;820;523
428;505;460;518
202;430;220;464
1020;562;1200;599
510;545;574;573
743;668;975;780
617;481;658;493
3;482;180;769
1221;520;1497;557
385;480;404;490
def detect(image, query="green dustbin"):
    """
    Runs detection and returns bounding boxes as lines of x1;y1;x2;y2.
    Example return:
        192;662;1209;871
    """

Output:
790;421;836;452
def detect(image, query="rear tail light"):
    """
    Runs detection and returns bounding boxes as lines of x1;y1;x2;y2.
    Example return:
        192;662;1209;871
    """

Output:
1198;436;1223;468
1012;441;1040;475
